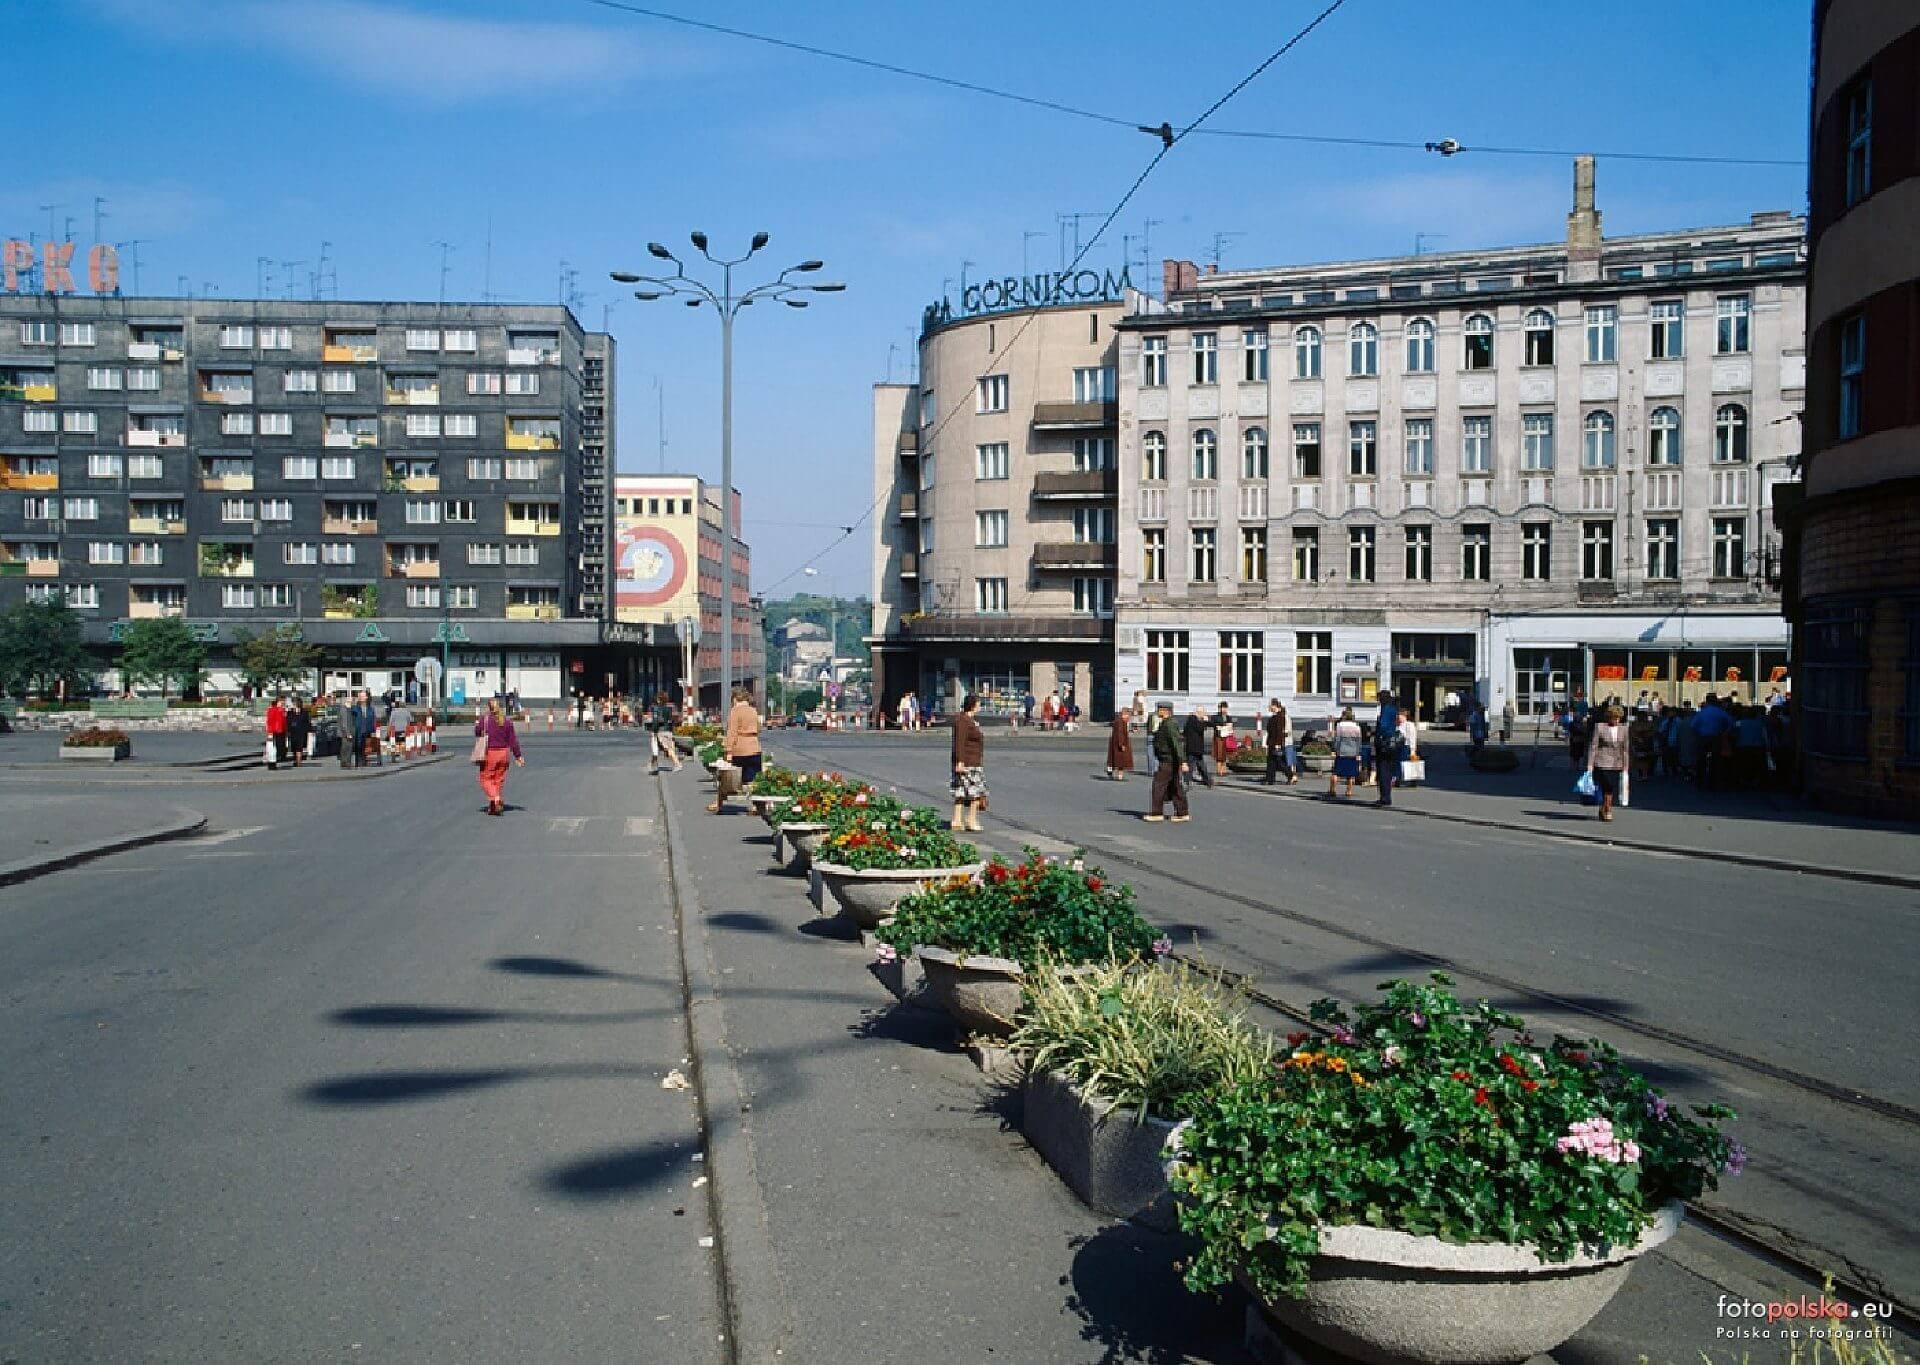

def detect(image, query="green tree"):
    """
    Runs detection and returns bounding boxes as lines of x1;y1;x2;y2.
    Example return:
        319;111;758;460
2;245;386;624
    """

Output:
118;617;209;698
791;687;824;715
0;598;94;698
233;624;319;694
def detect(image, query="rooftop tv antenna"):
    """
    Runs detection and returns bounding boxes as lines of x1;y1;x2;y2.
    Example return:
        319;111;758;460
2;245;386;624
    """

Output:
38;204;62;242
93;197;107;243
116;240;146;295
432;240;455;304
654;376;668;473
278;260;307;300
257;256;274;297
1207;231;1244;271
482;213;495;302
1056;212;1102;270
1021;230;1046;276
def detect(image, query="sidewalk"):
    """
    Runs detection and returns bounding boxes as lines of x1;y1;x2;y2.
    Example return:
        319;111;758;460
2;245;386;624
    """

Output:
0;788;205;885
1222;731;1919;888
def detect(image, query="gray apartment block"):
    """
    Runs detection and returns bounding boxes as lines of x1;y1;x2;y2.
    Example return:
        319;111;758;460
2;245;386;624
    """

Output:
0;295;622;698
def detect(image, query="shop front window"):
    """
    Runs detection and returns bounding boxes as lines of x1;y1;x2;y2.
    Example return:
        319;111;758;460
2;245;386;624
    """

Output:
1514;648;1577;717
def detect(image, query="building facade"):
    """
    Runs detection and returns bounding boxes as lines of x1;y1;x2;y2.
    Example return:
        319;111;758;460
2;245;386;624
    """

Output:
1779;0;1920;816
0;295;616;702
1113;160;1805;726
870;283;1127;719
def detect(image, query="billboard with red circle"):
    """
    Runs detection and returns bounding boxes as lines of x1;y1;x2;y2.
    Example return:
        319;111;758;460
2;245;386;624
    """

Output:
615;523;690;614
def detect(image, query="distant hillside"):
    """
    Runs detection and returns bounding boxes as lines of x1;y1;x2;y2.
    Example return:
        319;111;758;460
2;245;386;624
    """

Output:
761;594;871;663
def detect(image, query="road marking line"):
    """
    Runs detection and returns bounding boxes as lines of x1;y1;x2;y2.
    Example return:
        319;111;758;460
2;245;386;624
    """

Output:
626;817;655;836
549;817;587;835
194;825;269;846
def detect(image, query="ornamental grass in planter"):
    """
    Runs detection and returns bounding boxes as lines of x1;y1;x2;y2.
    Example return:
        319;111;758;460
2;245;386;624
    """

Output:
1168;973;1742;1364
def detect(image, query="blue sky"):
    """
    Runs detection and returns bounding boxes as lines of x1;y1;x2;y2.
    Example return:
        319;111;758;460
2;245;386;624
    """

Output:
9;0;1812;595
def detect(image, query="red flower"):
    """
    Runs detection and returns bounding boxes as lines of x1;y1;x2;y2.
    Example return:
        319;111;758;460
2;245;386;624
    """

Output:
1451;1069;1470;1082
1287;1031;1309;1047
985;864;1010;885
1473;1087;1491;1106
1521;1080;1540;1092
1498;1054;1526;1077
1086;877;1103;892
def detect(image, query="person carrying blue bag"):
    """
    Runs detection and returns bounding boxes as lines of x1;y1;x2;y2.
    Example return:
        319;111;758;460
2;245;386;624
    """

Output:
1372;689;1410;808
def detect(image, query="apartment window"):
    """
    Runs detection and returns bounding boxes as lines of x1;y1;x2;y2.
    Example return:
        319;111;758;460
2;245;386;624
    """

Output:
468;542;503;565
467;372;503;396
975;442;1008;481
1073;576;1114;617
321;543;356;566
406;584;442;609
1192;428;1218;481
1243;328;1269;381
23;409;56;432
444;499;476;523
283;455;317;480
1346;526;1376;582
259;412;292;436
285;542;318;565
1404;525;1432;581
1347;322;1378;377
447;585;478;609
1142;527;1166;582
259;498;292;521
1844;80;1872;207
321;369;355;394
1514;412;1550;472
1801;607;1871;758
1190;527;1217;583
505;372;540;396
443;413;477;438
1581;520;1615;580
976;374;1009;413
1292;423;1322;479
88;541;125;565
405;500;443;525
1141;336;1167;387
222;584;257;609
468;456;502;480
23;497;57;520
1192;332;1218;385
1240;526;1268;582
222;412;254;436
1581;411;1616;469
1403;418;1433;476
321;456;356;480
259;583;293;608
219;498;254;523
1295;631;1332;695
405;328;439;352
1348;420;1377;477
1523;309;1556;365
443;328;476;352
1712;515;1747;579
1219;631;1264;694
405;413;441;438
1145;630;1190;692
1584;305;1617;363
129;542;164;566
1073;365;1116;403
975;510;1009;547
1838;314;1864;440
20;321;55;345
1242;427;1269;479
1646;518;1679;580
64;497;99;521
1074;507;1115;543
1294;326;1321;378
1650;299;1684;359
87;367;123;390
63;584;101;610
1648;407;1681;465
1462;524;1490;581
260;326;292;350
1073;436;1114;471
974;577;1008;613
1462;415;1492;474
1462;314;1494;370
1405;318;1435;373
284;369;318;393
128;455;163;479
1292;527;1319;582
1715;295;1750;354
1141;431;1166;481
66;411;99;434
506;456;543;481
219;325;254;349
60;322;96;346
1714;404;1748;463
1522;523;1552;580
126;367;160;391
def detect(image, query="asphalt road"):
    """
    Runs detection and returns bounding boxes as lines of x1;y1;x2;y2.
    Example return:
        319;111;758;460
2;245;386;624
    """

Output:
0;734;721;1364
770;730;1920;1324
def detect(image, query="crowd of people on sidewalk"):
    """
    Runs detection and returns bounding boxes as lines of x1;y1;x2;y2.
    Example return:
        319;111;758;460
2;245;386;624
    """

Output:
1557;688;1796;798
262;689;436;771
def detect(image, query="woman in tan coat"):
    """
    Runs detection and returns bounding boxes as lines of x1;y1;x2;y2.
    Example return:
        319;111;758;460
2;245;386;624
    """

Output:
708;686;762;815
949;693;986;831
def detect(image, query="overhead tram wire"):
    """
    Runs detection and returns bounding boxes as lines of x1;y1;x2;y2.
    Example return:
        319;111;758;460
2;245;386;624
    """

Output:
576;0;1805;169
755;1;1352;600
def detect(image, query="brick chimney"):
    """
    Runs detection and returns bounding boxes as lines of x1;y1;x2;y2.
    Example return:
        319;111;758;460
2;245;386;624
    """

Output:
1162;258;1199;298
1566;154;1602;281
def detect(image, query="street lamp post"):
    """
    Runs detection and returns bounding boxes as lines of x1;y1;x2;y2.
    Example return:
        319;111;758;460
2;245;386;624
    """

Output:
612;237;843;710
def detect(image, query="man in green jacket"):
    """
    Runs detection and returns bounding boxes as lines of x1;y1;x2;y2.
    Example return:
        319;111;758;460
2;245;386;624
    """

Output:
1143;701;1191;822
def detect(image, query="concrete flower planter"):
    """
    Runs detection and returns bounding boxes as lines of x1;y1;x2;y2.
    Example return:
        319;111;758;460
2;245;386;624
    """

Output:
1021;1067;1178;1230
1470;745;1521;773
748;793;788;818
774;822;831;870
1243;1204;1683;1365
60;741;131;762
813;862;983;931
1298;752;1333;774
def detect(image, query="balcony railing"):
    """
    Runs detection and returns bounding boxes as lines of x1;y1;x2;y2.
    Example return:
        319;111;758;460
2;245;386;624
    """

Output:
322;517;378;535
24;558;60;578
505;432;561;451
388;474;440;493
898;613;1108;642
896;430;919;457
325;431;380;449
1031;400;1118;431
389;560;441;579
128;516;187;535
323;342;378;362
128;599;187;619
899;551;919;578
126;429;186;448
385;388;441;406
0;470;58;491
198;387;254;405
200;473;255;491
200;557;255;579
1032;469;1117;500
506;601;561;620
897;492;919;519
506;518;561;537
1032;542;1118;571
507;347;560;366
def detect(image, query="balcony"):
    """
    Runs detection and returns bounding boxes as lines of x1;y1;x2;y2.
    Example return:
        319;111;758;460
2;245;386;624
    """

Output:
897;492;919;520
199;551;255;580
385;386;441;406
25;558;60;577
323;516;378;535
126;428;186;448
389;560;441;580
1032;469;1117;501
899;551;919;578
0;470;58;491
198;386;254;405
1030;400;1117;432
200;472;255;492
324;341;378;363
506;518;562;537
505;431;561;451
506;601;562;620
896;431;919;457
20;384;56;402
1032;542;1118;572
325;431;380;449
128;598;187;619
129;515;187;535
507;347;560;366
399;474;440;492
898;613;1108;643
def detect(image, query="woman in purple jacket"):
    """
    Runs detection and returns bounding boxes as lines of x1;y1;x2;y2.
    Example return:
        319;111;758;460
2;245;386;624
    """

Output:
474;696;525;816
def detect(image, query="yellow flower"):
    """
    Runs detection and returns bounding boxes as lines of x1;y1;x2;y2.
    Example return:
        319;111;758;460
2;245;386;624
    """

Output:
1325;1056;1348;1073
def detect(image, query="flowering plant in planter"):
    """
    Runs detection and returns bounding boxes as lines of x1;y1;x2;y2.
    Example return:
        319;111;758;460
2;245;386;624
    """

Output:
748;765;809;798
779;777;893;824
874;848;1161;969
817;803;974;872
63;727;132;747
1168;973;1741;1302
695;740;723;767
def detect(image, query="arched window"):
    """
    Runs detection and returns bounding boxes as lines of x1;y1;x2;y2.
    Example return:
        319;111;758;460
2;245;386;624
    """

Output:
1714;403;1748;463
1142;430;1166;482
1463;313;1494;371
1404;318;1435;373
1648;407;1681;466
1348;322;1378;377
1191;428;1218;481
1294;326;1321;379
1241;426;1268;480
1582;411;1616;469
1523;309;1555;366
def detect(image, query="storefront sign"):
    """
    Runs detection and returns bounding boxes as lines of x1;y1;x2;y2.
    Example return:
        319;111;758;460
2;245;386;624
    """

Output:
3;240;120;294
433;622;470;644
108;619;218;643
922;266;1132;331
1343;652;1373;666
354;622;389;643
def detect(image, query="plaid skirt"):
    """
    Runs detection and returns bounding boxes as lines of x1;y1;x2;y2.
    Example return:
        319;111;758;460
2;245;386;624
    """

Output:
951;765;988;802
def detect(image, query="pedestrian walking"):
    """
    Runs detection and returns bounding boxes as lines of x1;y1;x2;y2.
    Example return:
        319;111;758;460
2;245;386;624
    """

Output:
1263;700;1296;785
1499;696;1516;745
1468;701;1490;752
286;695;311;768
1106;703;1135;779
1328;707;1364;801
264;694;288;769
647;690;683;775
336;692;358;769
1184;704;1216;788
947;693;988;831
1372;689;1407;808
387;698;414;762
708;687;763;815
1143;701;1190;822
1587;704;1629;822
474;696;524;816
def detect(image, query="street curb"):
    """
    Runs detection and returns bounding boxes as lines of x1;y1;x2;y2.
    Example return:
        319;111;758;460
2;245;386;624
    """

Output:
1212;773;1920;892
0;752;454;788
0;805;209;888
658;774;796;1364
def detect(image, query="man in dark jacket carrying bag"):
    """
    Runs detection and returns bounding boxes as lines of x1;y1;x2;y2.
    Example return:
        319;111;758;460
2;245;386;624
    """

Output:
1143;702;1191;822
1183;704;1216;788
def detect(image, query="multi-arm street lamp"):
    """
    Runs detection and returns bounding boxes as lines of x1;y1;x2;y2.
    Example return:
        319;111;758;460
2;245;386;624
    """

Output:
612;235;844;711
